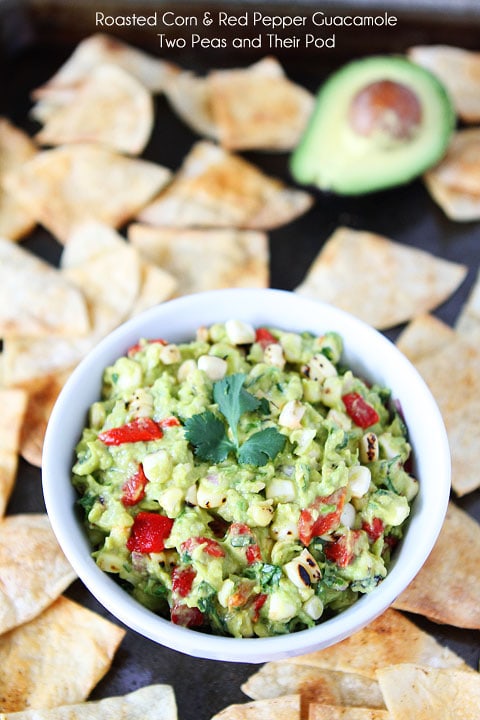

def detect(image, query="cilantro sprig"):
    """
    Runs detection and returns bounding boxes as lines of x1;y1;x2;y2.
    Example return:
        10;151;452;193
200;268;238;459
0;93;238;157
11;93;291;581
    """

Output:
184;373;286;467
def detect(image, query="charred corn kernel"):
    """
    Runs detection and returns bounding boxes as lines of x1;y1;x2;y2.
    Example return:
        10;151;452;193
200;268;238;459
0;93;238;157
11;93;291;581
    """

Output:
197;478;227;509
218;578;235;607
268;589;299;622
348;465;372;497
284;549;321;589
266;478;296;502
177;359;196;382
184;483;198;506
96;552;123;573
160;343;181;364
360;432;379;463
128;388;154;418
142;449;172;483
326;408;352;430
159;487;184;517
197;354;227;381
279;400;305;429
196;325;210;342
303;595;324;620
225;319;256;345
263;343;285;369
249;500;274;527
270;516;299;541
306;353;338;382
340;502;356;528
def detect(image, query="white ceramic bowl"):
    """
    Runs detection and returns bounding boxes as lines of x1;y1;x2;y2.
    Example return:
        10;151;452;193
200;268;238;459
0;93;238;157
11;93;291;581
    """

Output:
42;288;450;663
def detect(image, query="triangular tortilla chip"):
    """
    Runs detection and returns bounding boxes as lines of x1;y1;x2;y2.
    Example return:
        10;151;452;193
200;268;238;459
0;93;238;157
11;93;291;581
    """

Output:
393;502;480;627
294;227;467;329
395;313;456;363
0;684;178;720
0;388;28;516
36;64;154;155
138;140;313;230
128;224;269;295
455;267;480;346
164;71;219;139
0;117;37;241
423;128;480;221
281;609;468;679
4;144;171;243
309;706;390;720
210;57;314;151
211;695;300;720
19;368;73;467
412;335;480;495
241;663;385;710
0;237;90;338
408;45;480;123
130;261;177;316
377;664;480;720
0;595;125;713
30;33;178;122
0;514;76;634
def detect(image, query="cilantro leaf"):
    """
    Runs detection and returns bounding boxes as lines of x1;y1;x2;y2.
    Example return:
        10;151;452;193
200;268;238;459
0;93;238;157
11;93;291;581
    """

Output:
213;373;260;446
238;427;286;466
184;411;234;463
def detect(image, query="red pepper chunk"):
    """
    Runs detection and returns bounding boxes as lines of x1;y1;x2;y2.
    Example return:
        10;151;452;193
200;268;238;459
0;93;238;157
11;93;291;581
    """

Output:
171;601;204;627
158;416;181;429
362;517;385;542
246;544;262;565
171;566;196;598
324;530;363;568
255;327;278;349
98;417;163;446
180;537;225;558
127;338;167;357
126;512;174;554
342;392;379;428
251;593;268;622
121;464;148;507
298;487;347;546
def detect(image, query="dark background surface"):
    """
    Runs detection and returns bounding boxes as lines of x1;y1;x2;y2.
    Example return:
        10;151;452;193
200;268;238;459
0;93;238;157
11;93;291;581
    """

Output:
1;2;479;718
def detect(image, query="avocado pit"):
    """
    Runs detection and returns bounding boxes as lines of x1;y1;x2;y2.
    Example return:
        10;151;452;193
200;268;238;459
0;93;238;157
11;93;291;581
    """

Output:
349;80;422;140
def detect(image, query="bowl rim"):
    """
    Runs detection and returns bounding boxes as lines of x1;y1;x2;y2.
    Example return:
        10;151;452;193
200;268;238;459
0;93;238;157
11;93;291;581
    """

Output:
42;288;451;663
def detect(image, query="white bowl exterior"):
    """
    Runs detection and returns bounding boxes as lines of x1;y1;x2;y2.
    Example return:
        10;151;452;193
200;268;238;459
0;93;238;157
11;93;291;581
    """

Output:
43;289;450;663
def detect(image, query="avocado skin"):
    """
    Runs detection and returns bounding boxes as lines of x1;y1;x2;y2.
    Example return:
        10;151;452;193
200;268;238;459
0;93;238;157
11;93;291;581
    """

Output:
290;55;456;196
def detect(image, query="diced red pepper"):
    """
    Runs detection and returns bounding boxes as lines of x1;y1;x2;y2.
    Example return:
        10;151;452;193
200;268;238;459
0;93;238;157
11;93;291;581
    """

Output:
228;523;261;564
229;522;252;538
126;512;174;554
180;537;225;558
170;601;204;627
98;417;163;446
158;416;181;429
255;327;278;349
362;517;385;542
121;464;148;507
246;544;262;565
342;392;379;429
251;593;268;622
127;338;167;357
298;487;347;546
324;530;363;568
171;566;196;598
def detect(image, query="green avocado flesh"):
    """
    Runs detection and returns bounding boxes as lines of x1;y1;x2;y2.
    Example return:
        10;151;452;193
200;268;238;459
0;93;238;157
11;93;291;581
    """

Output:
290;55;455;195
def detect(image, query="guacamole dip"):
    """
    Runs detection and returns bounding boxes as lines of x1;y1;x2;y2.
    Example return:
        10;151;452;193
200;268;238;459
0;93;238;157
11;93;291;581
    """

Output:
72;321;418;638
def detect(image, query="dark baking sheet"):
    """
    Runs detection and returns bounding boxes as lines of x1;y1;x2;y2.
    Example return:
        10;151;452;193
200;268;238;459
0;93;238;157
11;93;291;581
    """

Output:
1;2;479;718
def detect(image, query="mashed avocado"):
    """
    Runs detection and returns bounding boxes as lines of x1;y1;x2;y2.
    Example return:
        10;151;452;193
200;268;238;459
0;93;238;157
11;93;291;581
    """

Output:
72;321;418;637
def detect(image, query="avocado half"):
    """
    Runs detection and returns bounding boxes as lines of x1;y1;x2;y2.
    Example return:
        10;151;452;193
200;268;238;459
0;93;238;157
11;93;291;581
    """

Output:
290;56;455;195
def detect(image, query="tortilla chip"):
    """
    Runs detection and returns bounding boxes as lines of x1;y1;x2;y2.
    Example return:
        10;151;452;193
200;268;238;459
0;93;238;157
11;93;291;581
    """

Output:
128;224;269;294
377;664;480;720
0;514;76;634
393;502;480;627
423;128;480;221
309;706;390;720
0;596;125;713
164;71;219;139
455;267;480;346
0;388;28;516
412;335;480;495
408;45;480;123
130;262;177;316
211;695;300;720
395;313;456;363
3;144;171;243
210;57;314;151
294;227;467;329
0;684;177;720
36;64;154;155
241;663;385;710
281;608;468;679
138;140;313;230
19;369;73;467
0;117;37;241
0;238;90;338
